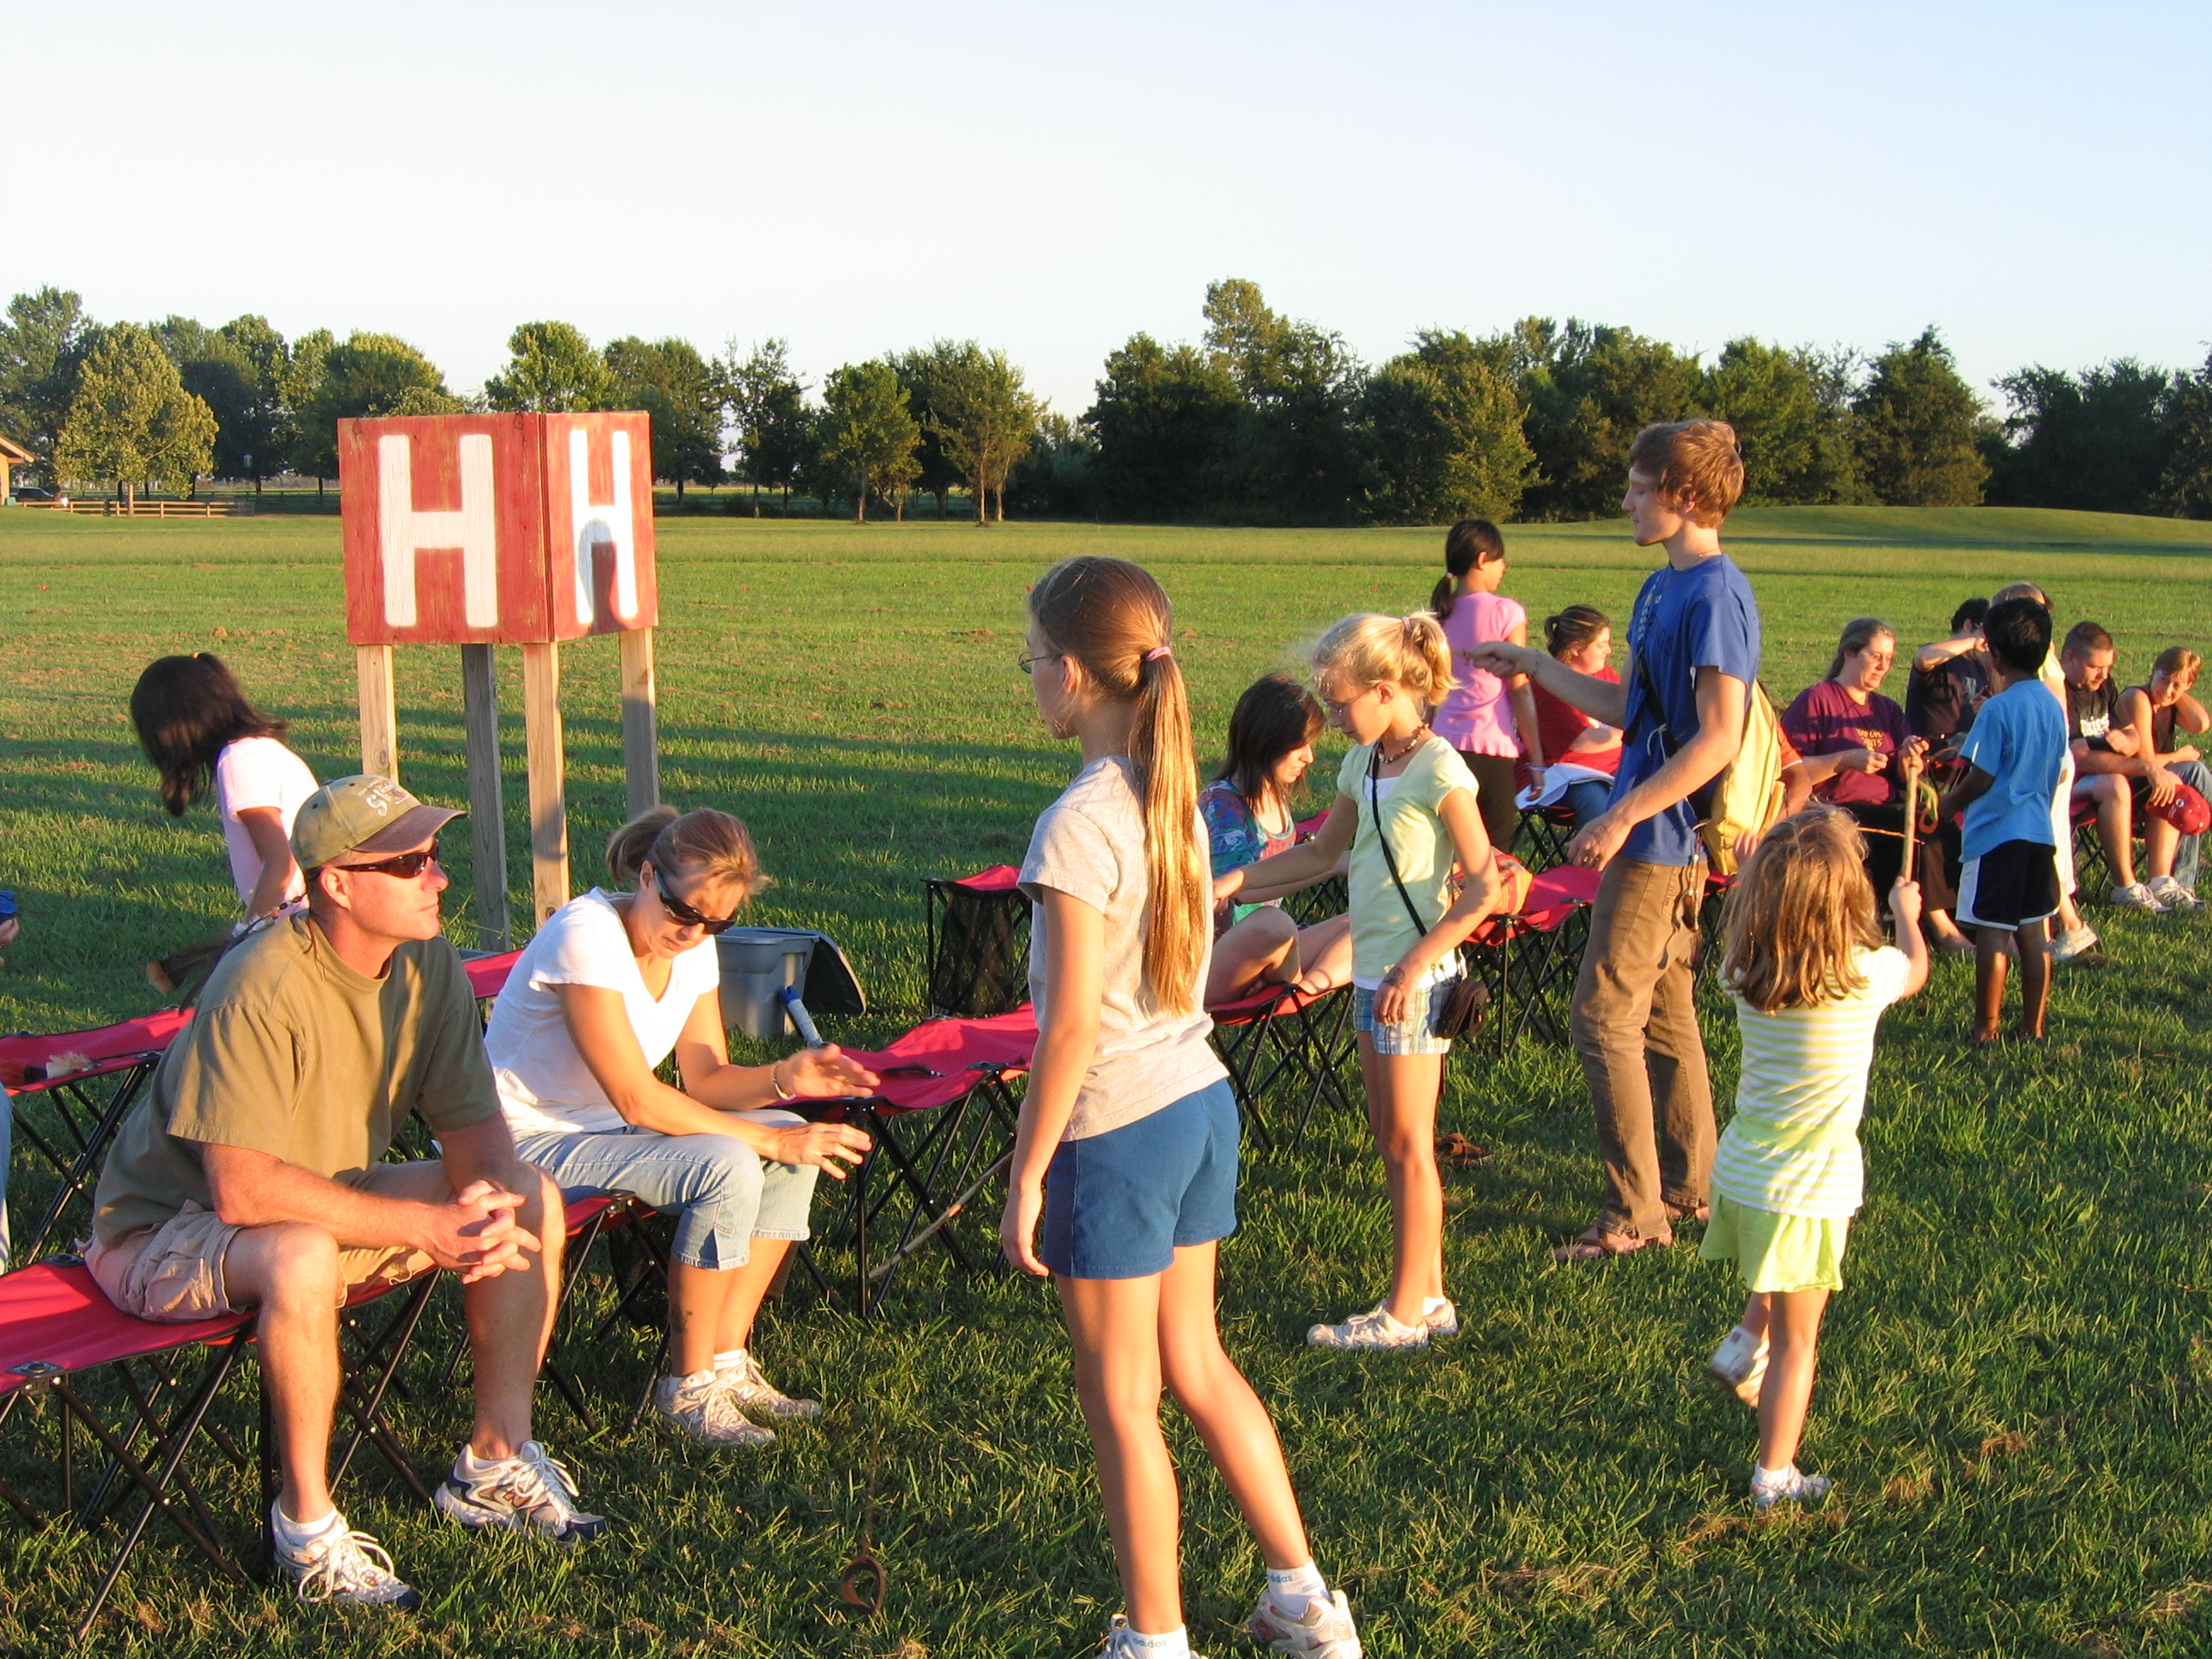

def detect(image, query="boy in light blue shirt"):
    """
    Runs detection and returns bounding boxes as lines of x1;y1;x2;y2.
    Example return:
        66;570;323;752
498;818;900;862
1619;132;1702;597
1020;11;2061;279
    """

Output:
1938;597;2068;1042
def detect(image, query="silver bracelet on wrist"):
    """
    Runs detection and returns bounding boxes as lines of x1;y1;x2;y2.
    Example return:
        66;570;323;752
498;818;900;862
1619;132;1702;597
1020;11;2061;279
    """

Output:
769;1057;795;1101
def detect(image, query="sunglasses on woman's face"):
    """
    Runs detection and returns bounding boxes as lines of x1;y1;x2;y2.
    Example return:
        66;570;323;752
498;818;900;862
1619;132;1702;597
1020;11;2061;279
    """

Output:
343;842;441;880
655;869;738;935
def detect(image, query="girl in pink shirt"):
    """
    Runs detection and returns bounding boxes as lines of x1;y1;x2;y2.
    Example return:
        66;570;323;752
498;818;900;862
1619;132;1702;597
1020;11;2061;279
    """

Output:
1429;519;1542;852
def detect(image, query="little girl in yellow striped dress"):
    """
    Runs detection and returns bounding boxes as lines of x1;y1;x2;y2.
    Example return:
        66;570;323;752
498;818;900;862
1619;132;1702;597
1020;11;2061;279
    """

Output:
1702;806;1927;1507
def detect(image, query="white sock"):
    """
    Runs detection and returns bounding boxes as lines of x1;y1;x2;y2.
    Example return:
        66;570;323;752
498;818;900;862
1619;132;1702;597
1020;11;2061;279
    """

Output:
669;1367;716;1391
272;1500;342;1546
1422;1295;1451;1316
1119;1627;1190;1656
456;1444;512;1476
713;1348;748;1371
1266;1560;1328;1618
1752;1462;1795;1485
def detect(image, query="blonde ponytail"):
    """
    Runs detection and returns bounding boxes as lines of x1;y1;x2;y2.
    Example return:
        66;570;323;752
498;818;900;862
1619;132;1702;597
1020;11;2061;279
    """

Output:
1029;556;1208;1016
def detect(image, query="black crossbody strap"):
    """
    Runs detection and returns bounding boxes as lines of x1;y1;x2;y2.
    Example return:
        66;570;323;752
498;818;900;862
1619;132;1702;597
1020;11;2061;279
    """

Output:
1368;745;1439;940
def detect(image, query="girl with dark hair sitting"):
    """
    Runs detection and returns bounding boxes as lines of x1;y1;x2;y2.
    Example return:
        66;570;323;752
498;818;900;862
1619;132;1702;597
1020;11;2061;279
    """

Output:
1199;675;1352;1005
130;653;319;924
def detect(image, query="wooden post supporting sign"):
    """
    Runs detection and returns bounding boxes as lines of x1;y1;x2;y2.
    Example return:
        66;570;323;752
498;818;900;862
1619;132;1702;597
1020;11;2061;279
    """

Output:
459;643;509;950
521;642;568;926
620;627;660;819
356;644;399;782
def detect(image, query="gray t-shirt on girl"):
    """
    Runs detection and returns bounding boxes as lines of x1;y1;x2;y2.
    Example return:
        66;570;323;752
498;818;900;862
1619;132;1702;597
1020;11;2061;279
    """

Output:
1020;755;1229;1142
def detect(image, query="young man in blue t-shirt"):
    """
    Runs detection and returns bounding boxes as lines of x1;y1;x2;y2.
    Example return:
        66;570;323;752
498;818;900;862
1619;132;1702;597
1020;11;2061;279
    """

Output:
1938;597;2067;1042
1470;420;1760;1259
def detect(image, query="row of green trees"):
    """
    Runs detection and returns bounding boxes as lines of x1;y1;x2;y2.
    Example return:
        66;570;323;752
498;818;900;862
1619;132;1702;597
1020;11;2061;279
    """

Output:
1077;280;2212;523
3;280;2207;521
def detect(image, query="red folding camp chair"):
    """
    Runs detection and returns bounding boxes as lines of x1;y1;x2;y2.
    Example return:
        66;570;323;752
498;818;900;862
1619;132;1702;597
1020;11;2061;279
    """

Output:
3;1010;193;1269
811;1010;1036;1317
923;865;1031;1017
0;1257;441;1636
1497;865;1602;1046
1513;803;1577;873
1206;981;1356;1152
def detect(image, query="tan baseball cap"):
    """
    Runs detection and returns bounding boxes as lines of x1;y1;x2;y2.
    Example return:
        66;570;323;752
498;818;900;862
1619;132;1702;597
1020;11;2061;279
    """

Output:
290;775;465;870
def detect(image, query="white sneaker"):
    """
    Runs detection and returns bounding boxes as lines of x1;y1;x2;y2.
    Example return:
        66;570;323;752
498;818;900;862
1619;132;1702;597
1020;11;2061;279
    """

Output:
2049;925;2100;963
434;1440;609;1542
271;1508;421;1610
1420;1299;1459;1340
1749;1463;1832;1509
1100;1614;1201;1656
654;1371;776;1447
716;1352;822;1421
2110;882;2168;914
1706;1325;1768;1409
1306;1306;1429;1352
2148;875;2203;911
1246;1587;1363;1657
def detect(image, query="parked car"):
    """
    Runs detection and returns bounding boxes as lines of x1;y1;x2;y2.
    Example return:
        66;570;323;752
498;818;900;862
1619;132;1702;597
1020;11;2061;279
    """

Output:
10;486;53;502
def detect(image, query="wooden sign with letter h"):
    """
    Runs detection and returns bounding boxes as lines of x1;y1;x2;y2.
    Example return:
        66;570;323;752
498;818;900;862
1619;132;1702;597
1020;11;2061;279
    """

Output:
339;410;661;943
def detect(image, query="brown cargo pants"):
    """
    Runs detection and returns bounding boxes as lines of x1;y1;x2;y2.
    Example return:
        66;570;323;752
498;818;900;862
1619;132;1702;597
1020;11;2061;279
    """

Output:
1569;856;1714;1241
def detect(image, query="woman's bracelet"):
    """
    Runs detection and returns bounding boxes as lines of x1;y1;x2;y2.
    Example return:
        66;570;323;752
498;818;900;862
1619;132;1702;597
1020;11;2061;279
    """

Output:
769;1057;795;1101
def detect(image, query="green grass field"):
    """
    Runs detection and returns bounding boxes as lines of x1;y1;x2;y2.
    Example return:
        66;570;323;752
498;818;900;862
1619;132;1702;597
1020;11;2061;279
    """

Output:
2;507;2210;1656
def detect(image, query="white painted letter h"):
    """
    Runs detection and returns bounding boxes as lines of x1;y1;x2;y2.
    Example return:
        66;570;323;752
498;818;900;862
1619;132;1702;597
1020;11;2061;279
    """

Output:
378;433;498;628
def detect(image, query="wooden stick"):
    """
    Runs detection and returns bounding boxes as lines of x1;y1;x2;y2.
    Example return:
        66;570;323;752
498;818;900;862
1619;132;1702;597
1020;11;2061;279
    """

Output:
1901;749;1924;882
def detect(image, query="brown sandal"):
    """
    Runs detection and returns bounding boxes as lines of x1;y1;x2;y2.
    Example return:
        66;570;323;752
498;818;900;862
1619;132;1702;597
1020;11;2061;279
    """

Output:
1551;1223;1672;1263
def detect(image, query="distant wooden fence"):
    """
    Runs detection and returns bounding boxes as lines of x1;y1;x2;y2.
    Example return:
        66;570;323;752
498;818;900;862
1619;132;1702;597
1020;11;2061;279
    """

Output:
28;498;253;518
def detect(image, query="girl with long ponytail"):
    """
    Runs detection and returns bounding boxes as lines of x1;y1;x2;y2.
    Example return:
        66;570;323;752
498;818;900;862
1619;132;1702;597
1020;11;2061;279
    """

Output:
1004;556;1363;1659
1429;518;1543;853
1217;611;1505;1353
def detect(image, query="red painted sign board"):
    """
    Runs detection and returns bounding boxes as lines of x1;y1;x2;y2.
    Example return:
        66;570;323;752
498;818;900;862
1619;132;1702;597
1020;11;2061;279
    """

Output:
339;411;659;645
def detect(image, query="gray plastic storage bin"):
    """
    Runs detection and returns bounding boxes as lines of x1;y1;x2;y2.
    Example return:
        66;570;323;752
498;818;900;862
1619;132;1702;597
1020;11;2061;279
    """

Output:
717;928;816;1039
714;927;868;1040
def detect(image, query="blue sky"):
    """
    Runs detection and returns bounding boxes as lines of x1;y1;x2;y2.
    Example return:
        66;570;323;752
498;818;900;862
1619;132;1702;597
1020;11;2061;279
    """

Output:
9;1;2207;419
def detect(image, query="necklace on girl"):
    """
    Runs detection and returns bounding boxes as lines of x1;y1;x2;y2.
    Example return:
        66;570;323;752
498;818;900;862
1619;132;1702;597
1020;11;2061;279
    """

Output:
1378;723;1431;765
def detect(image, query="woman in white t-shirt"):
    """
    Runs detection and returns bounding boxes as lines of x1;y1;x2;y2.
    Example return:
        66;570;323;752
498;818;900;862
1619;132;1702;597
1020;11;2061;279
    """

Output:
131;653;319;920
485;806;877;1447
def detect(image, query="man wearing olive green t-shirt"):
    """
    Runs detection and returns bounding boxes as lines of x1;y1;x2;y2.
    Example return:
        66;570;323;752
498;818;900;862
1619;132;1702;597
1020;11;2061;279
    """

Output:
90;776;607;1610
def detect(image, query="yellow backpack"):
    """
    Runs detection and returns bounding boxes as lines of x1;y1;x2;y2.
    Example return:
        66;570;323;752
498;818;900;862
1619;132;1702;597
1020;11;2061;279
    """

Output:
1634;655;1788;879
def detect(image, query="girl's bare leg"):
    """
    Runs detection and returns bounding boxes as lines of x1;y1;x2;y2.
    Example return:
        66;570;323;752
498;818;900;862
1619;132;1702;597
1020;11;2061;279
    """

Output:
1357;1035;1447;1324
1756;1286;1830;1472
1206;908;1300;1007
1293;914;1353;994
1156;1243;1310;1569
1061;1272;1182;1635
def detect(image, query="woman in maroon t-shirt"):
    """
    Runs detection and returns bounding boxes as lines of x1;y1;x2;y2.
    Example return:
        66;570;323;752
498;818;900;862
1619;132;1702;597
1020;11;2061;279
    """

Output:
1781;617;1951;927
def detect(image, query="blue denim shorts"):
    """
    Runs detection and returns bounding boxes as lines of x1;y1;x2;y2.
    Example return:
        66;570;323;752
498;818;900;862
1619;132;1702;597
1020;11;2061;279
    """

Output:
1353;975;1459;1057
1041;1078;1238;1280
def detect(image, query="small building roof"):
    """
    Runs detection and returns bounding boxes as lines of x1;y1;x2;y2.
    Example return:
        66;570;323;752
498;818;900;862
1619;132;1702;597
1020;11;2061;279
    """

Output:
0;434;33;465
